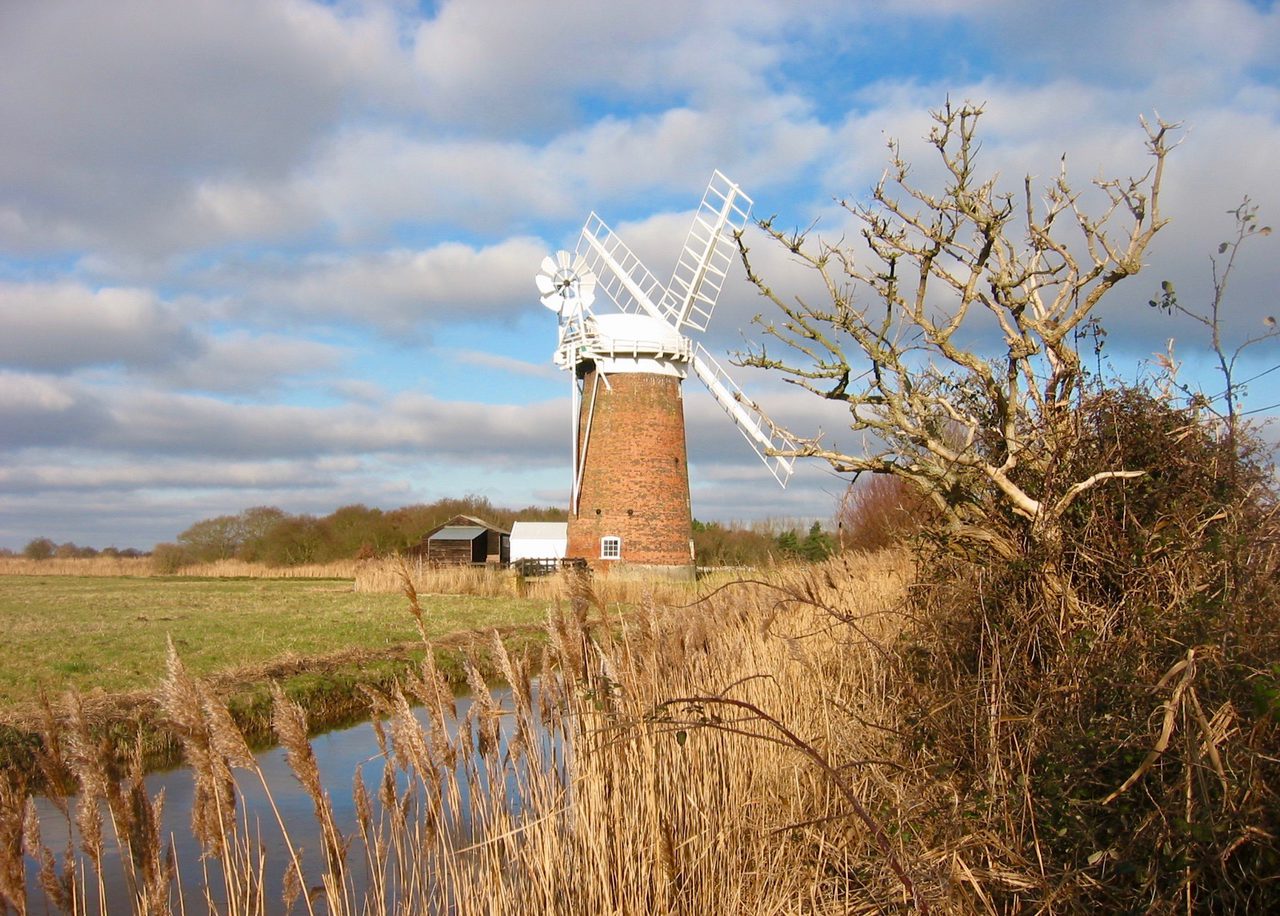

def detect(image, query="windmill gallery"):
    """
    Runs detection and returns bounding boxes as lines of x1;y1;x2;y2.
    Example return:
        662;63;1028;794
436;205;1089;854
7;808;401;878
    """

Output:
535;172;797;580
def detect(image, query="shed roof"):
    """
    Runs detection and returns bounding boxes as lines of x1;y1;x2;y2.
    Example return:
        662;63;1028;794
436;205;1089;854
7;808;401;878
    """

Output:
428;526;486;541
423;514;509;536
510;522;568;539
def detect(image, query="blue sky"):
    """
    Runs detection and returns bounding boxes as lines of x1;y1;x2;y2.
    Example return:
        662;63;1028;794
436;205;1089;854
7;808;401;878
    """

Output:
2;0;1279;550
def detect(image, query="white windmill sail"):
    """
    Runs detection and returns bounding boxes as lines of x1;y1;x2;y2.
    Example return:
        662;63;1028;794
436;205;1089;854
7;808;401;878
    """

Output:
576;213;671;323
691;343;797;487
664;171;753;333
576;173;753;334
541;170;795;492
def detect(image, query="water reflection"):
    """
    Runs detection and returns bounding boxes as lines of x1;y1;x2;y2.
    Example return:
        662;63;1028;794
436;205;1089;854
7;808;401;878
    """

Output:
28;686;543;913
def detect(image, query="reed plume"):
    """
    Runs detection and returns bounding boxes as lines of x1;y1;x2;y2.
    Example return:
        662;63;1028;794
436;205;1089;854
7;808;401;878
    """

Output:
157;639;236;857
270;684;347;893
11;550;952;913
0;778;26;916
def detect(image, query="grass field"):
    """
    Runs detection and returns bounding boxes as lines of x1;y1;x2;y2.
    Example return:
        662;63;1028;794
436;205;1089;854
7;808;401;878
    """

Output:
0;575;548;713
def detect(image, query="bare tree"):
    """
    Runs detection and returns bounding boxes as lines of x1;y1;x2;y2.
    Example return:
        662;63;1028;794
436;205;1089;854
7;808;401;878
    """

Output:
738;102;1178;581
1149;197;1276;460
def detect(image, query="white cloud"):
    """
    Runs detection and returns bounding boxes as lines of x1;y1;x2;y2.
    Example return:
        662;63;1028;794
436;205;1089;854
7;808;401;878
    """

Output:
296;129;567;239
0;372;111;448
2;0;1279;550
0;376;566;466
225;237;550;330
156;332;347;393
291;97;832;242
0;372;78;413
453;350;560;380
0;281;352;393
327;378;388;404
0;0;416;255
0;458;346;494
989;1;1279;91
407;0;792;132
192;181;317;241
0;281;198;371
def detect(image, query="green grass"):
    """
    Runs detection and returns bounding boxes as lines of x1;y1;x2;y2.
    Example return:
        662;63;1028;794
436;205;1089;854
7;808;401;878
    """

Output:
0;575;548;712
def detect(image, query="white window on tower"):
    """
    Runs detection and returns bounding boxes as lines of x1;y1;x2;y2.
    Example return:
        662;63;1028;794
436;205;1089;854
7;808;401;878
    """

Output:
600;536;621;560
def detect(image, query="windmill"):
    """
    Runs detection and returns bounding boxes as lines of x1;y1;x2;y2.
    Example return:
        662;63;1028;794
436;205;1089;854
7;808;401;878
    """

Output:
535;170;797;577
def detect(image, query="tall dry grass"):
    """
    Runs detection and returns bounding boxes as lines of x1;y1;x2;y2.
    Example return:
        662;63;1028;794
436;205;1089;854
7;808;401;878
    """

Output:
355;558;516;596
10;518;1271;911
0;556;154;577
0;557;358;579
4;555;742;595
4;550;926;914
170;559;359;579
355;555;749;607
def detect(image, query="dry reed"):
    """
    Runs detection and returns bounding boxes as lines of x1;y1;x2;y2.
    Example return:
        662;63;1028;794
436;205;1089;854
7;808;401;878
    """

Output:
8;550;930;913
355;555;750;607
170;559;359;579
0;556;154;577
0;556;358;579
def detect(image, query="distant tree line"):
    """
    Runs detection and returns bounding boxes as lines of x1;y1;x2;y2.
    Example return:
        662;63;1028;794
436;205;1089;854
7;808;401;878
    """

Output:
152;495;568;569
691;519;835;567
11;498;845;570
7;538;146;560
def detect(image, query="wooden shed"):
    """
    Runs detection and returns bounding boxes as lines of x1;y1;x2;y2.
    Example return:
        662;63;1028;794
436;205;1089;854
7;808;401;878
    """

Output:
413;514;509;566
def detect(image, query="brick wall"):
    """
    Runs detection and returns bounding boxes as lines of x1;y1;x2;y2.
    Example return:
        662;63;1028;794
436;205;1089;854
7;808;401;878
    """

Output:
567;368;693;570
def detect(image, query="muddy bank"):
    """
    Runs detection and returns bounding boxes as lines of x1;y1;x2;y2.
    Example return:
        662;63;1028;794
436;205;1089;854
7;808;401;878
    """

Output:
0;624;544;789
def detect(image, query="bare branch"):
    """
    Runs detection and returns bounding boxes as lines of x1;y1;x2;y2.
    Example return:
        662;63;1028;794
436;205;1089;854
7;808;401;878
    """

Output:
1051;469;1147;517
736;103;1177;556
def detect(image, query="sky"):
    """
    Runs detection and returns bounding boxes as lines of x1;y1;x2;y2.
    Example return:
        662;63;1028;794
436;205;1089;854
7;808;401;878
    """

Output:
2;0;1279;551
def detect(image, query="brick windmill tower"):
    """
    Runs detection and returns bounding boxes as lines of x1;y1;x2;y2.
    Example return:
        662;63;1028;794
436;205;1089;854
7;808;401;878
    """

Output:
535;171;796;579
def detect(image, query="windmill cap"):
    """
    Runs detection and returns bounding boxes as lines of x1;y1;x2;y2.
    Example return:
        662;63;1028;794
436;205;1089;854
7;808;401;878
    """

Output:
591;312;685;350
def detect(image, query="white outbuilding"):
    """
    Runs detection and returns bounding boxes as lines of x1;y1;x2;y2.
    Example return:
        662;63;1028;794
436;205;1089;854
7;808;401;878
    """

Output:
509;521;568;564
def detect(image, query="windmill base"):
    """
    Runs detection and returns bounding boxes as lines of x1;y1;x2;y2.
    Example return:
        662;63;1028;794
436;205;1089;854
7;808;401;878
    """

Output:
582;561;695;582
569;371;695;575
